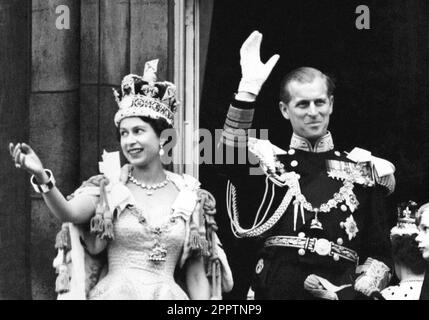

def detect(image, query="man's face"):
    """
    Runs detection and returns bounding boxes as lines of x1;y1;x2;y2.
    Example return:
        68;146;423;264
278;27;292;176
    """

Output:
416;208;429;261
279;77;333;141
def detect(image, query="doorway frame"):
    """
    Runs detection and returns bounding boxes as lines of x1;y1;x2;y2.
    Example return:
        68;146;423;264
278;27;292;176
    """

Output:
173;0;200;178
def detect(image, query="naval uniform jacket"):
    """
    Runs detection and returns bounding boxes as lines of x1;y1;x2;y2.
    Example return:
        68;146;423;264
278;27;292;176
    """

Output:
219;98;393;300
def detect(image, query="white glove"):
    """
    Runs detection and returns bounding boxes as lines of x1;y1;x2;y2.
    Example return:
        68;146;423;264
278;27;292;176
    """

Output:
304;274;340;300
238;31;280;96
354;274;377;296
248;137;287;174
354;258;391;297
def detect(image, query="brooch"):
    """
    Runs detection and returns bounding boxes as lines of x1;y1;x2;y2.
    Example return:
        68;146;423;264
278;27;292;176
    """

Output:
340;215;359;240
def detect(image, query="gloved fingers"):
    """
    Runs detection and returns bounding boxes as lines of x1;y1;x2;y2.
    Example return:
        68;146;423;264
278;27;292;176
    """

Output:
240;31;262;57
304;274;323;290
355;265;366;274
264;54;280;75
354;275;375;296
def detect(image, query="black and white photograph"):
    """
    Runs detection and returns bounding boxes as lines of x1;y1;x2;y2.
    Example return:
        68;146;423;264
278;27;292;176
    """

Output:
1;0;429;308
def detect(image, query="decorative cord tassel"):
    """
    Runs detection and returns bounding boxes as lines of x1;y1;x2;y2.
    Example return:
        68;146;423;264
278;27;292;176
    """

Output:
90;204;105;235
199;237;210;257
189;224;202;252
210;260;221;300
190;192;205;253
101;216;114;240
210;261;216;299
206;258;212;277
100;198;114;240
55;224;71;251
53;223;72;294
198;203;210;257
300;203;305;225
55;264;70;294
91;179;111;237
65;251;72;264
52;248;64;270
293;199;298;231
216;260;222;299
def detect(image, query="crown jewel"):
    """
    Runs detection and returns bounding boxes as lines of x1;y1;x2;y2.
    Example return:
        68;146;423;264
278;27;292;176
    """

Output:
113;59;178;126
390;200;419;237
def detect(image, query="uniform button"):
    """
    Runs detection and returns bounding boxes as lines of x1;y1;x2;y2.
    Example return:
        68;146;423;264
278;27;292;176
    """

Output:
291;160;298;167
337;238;344;245
298;248;306;256
333;254;340;261
341;205;347;212
335;151;341;157
298;232;306;238
255;259;264;274
288;149;296;155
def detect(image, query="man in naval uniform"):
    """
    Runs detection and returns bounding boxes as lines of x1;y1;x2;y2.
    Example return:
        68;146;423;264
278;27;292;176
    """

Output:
220;31;396;299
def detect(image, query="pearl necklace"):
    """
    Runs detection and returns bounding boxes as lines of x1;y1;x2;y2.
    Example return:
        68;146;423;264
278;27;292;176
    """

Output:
128;172;169;196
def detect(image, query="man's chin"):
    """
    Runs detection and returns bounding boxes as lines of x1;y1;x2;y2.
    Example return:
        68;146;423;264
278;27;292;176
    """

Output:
302;131;325;141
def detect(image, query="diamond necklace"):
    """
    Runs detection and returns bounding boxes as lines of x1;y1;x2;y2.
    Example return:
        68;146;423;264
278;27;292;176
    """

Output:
128;172;169;196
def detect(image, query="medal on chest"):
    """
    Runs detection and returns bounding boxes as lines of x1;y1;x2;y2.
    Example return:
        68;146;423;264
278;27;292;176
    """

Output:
226;154;365;238
326;159;375;187
285;157;367;232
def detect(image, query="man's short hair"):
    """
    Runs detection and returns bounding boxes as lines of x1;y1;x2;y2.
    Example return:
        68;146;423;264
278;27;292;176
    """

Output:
279;67;336;104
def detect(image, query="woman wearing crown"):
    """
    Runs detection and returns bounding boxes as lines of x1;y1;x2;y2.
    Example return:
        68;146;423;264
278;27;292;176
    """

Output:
380;201;426;300
9;59;233;300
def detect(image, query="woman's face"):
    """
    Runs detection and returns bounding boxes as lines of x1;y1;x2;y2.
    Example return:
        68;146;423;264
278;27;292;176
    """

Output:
416;209;429;261
119;117;160;167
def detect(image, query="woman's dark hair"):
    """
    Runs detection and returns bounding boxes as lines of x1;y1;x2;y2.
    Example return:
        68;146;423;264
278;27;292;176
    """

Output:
116;116;174;143
391;233;426;275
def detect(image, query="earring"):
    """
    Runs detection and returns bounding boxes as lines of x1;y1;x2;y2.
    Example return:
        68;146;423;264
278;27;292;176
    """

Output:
159;144;165;156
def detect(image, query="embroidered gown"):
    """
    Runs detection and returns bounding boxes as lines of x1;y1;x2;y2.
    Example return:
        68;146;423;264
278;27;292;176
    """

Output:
66;171;201;300
89;204;190;300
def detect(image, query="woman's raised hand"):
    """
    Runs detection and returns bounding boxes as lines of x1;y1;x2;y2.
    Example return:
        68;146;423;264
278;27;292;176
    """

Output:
238;30;280;96
9;142;44;176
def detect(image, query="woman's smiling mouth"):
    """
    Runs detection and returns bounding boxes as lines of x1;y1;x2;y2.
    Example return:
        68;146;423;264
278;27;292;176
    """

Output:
128;148;144;155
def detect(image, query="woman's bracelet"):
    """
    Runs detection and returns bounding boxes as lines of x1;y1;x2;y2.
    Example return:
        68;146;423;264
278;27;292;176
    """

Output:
30;169;56;193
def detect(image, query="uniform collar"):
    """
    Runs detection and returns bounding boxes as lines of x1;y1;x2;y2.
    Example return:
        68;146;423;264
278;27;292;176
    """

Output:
289;132;334;153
